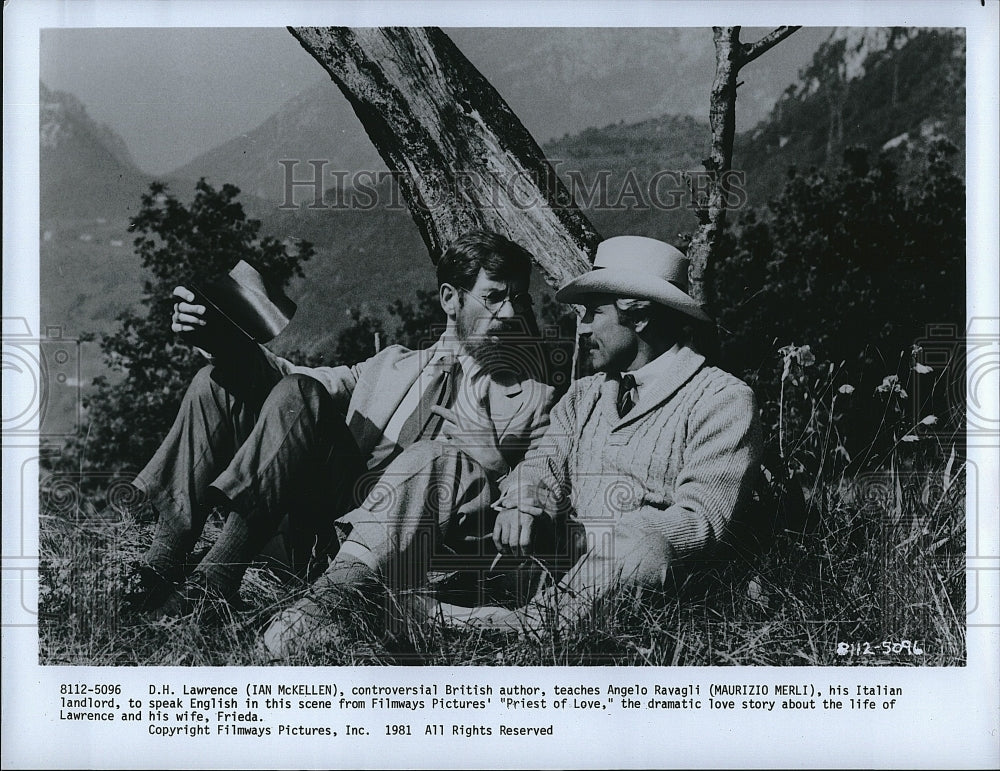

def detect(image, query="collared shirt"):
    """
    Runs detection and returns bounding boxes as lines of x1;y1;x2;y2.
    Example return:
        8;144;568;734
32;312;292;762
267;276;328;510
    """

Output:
620;342;682;412
381;336;489;447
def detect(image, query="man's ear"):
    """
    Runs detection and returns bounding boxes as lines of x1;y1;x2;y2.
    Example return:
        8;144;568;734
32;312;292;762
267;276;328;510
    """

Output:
440;283;460;319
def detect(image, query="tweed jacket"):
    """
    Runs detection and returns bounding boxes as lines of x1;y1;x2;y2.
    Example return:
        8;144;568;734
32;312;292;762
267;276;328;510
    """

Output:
499;344;763;561
267;343;556;475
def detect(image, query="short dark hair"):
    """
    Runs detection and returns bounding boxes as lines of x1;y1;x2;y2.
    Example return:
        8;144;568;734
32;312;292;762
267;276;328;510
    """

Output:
436;230;534;291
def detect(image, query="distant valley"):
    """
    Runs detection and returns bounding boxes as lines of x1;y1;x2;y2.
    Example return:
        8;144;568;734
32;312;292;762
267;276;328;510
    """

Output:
40;27;964;369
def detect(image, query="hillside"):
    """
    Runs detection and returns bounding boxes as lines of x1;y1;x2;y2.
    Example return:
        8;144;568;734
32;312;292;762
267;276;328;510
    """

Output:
167;28;727;204
167;27;832;207
169;79;385;204
737;27;965;202
40;83;154;357
39;26;966;361
40;81;150;217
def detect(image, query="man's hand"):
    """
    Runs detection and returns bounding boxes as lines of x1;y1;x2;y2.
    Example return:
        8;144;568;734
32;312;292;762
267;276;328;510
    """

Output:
430;405;506;475
171;286;207;334
492;504;542;556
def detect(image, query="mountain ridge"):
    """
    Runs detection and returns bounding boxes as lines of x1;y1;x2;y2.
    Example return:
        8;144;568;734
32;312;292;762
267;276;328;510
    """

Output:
40;27;965;357
40;81;151;218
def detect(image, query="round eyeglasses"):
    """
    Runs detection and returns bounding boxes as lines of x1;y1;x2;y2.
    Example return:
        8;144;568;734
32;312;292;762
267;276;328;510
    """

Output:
459;287;534;314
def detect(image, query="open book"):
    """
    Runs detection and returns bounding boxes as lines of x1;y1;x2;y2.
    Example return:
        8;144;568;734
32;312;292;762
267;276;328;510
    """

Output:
186;260;296;398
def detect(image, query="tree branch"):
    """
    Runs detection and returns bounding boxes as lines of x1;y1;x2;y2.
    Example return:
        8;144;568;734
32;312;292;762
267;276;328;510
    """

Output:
741;26;801;67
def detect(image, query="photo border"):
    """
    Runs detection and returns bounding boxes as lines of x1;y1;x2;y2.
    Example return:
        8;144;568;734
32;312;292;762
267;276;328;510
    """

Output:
3;1;998;768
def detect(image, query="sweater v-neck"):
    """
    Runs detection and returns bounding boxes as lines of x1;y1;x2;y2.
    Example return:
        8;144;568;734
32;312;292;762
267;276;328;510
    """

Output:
601;344;706;430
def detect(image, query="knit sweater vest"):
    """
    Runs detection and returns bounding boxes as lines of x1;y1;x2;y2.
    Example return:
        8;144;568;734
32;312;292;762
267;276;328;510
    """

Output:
501;346;762;563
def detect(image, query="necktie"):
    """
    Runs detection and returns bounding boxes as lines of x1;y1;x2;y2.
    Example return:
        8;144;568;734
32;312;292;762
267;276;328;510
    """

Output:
396;354;460;448
616;373;637;418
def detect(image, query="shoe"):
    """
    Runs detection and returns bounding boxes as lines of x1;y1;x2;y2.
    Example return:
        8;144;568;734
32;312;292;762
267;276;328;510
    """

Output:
122;562;181;613
261;595;347;659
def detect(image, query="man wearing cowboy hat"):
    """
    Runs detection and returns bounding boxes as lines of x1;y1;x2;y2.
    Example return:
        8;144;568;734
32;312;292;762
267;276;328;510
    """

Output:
443;234;763;633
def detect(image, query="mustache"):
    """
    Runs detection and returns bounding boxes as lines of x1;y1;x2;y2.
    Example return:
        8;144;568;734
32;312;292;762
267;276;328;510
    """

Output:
465;321;522;340
489;321;521;336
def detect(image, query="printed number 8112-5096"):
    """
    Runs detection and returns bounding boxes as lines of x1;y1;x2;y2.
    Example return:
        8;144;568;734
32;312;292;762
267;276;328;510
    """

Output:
836;640;924;656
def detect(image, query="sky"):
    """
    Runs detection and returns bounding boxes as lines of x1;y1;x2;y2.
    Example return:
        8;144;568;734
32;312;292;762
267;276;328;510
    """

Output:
40;28;323;174
39;26;831;175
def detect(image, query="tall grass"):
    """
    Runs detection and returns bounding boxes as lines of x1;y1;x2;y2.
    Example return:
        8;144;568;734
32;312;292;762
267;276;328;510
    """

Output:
38;345;966;666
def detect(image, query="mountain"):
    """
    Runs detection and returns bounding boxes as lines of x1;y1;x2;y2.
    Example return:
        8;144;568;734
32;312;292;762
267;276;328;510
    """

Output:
39;27;966;359
169;79;385;204
447;27;716;145
166;27;786;205
736;27;965;202
40;81;151;218
39;82;157;360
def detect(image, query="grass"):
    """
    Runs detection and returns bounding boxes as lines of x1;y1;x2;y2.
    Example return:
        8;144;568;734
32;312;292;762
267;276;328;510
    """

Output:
38;457;965;667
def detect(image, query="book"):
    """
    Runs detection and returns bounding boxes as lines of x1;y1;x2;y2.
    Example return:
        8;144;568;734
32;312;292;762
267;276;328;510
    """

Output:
185;260;297;401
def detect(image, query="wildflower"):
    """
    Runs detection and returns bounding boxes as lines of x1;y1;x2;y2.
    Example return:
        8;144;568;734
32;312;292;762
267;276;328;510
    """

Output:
913;363;933;374
876;374;908;399
838;384;855;395
779;343;816;381
876;374;898;392
919;415;938;425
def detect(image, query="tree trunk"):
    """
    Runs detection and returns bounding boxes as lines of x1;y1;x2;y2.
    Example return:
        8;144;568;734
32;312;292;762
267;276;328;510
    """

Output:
687;25;800;308
289;26;599;291
686;27;741;308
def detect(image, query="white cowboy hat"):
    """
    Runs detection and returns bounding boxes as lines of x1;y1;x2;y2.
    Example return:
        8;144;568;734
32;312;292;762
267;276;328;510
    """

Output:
555;235;711;322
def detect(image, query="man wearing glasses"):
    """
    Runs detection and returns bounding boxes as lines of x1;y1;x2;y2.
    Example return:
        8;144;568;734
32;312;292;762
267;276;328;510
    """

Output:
127;230;556;632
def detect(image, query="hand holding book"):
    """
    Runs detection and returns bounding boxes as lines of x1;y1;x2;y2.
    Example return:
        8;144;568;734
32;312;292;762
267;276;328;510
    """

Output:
171;261;297;402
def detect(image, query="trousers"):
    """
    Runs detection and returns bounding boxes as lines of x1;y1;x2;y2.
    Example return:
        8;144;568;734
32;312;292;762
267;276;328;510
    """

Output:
134;365;516;600
133;365;367;583
313;439;567;608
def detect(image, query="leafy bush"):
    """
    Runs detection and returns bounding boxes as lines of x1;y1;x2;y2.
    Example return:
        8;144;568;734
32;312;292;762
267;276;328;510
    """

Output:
709;141;964;471
47;180;314;483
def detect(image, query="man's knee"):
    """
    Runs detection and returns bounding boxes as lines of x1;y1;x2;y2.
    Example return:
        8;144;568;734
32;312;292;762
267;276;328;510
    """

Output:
592;525;672;589
265;373;331;411
188;363;220;396
358;441;458;518
181;364;232;412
